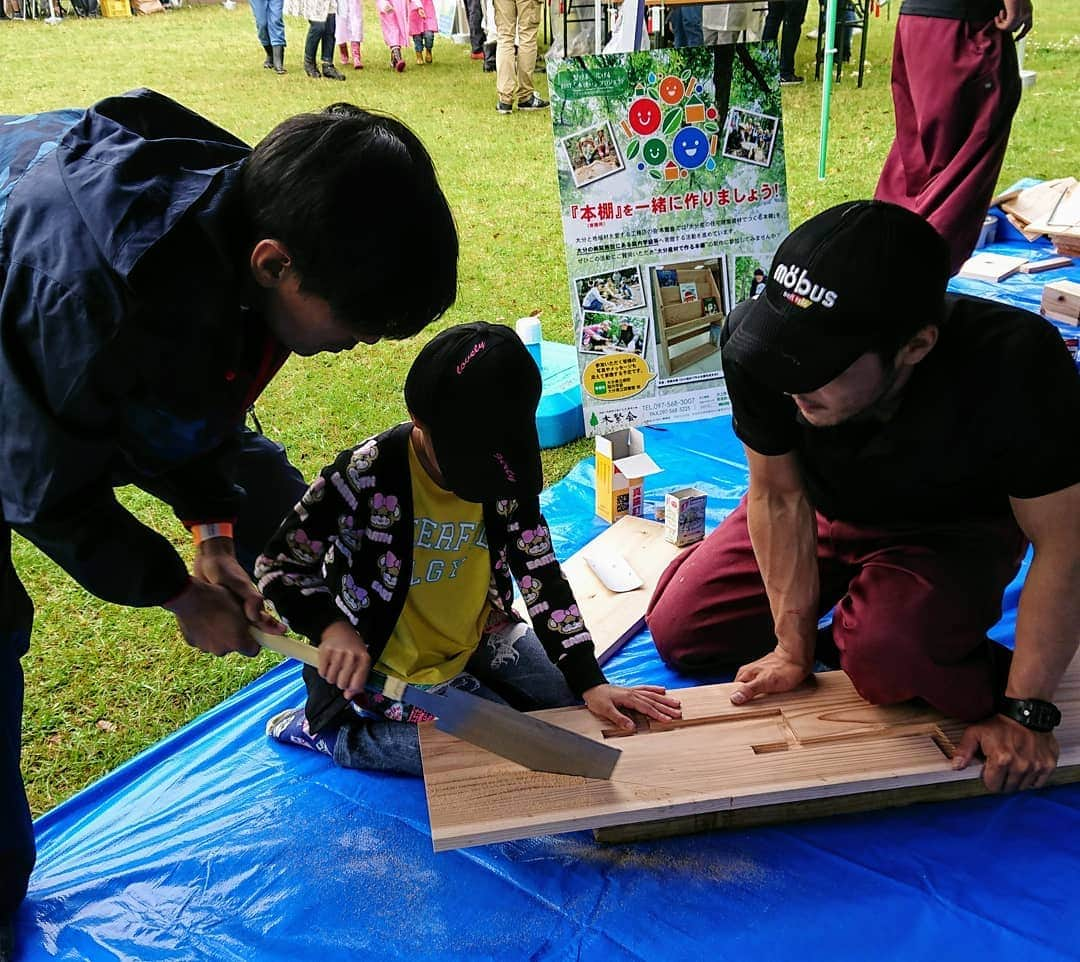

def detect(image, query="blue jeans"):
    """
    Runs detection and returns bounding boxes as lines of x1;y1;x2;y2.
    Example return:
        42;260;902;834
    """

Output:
0;427;305;920
668;5;703;47
251;0;286;47
331;623;580;776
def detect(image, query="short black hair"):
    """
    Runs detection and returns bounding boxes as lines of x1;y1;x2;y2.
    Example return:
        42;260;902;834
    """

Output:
242;104;458;339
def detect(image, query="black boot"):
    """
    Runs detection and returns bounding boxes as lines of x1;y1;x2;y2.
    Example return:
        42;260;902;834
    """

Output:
262;43;274;68
483;41;496;72
303;58;321;78
321;62;346;80
271;44;286;74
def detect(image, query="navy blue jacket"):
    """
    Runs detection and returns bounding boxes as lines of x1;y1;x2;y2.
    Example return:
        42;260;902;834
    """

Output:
0;89;287;607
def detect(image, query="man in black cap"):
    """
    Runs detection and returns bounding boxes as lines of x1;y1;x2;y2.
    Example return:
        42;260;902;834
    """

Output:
647;200;1080;793
257;322;680;775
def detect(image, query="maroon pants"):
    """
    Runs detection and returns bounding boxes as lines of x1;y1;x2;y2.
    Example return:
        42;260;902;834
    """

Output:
874;15;1021;276
646;498;1027;722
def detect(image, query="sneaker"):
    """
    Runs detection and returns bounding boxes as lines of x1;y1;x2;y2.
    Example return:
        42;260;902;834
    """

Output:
517;93;550;111
322;62;347;80
496;100;513;115
779;73;805;86
266;707;335;757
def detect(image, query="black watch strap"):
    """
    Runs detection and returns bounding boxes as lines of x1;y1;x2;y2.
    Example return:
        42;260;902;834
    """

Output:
997;697;1062;732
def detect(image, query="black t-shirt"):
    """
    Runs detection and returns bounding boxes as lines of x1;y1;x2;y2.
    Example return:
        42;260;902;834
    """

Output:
900;0;1002;21
720;294;1080;525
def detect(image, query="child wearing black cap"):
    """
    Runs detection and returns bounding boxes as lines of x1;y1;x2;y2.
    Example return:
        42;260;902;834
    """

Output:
256;322;680;774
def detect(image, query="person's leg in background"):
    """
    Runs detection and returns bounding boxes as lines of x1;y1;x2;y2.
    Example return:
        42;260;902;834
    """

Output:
493;0;519;111
466;0;484;55
1;521;36;962
266;0;287;72
761;0;783;44
251;0;274;67
320;13;347;77
303;19;324;76
778;0;809;81
874;14;1021;274
515;0;547;108
668;4;704;46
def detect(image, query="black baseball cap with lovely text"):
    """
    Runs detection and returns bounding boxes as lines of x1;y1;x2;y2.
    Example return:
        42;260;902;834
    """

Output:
405;322;543;502
723;201;950;393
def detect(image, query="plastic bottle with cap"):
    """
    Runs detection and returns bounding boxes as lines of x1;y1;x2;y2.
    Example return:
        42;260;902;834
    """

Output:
515;316;544;371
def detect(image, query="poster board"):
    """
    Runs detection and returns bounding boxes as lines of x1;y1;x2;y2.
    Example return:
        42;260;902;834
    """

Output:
548;44;790;436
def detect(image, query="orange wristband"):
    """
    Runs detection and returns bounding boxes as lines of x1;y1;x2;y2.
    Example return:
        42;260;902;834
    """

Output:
191;522;234;546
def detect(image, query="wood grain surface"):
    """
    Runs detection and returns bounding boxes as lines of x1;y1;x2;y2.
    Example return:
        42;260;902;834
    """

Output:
419;653;1080;851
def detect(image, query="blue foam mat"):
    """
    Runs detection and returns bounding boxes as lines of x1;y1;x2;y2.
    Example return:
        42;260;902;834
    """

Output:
21;414;1080;962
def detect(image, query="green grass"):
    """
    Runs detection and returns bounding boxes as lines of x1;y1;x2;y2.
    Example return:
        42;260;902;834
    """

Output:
1;1;1077;815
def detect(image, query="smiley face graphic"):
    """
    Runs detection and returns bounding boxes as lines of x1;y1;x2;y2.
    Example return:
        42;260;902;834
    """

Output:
642;137;667;166
672;126;709;170
628;97;661;136
658;75;685;105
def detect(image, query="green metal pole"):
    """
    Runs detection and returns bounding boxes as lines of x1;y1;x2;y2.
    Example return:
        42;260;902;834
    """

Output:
818;0;839;179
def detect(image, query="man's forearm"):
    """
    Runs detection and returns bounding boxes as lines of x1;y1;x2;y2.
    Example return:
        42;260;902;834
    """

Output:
1008;549;1080;702
745;488;820;665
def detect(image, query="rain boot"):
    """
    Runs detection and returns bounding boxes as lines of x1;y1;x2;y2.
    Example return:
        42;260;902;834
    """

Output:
271;44;286;74
262;43;274;69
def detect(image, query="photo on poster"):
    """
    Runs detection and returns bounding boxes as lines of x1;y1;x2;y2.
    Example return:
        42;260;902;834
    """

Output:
574;266;646;314
721;108;779;169
579;311;650;358
560;121;625;189
648;259;728;384
731;254;772;305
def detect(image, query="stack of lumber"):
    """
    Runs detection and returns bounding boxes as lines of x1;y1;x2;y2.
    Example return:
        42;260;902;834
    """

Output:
995;178;1080;256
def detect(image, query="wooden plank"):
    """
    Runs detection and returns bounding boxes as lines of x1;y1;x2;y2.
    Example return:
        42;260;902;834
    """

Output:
669;342;719;373
593;764;1080;843
419;654;1080;851
514;516;682;665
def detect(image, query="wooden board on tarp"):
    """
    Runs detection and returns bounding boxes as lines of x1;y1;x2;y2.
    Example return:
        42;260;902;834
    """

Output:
418;654;1080;852
514;515;683;665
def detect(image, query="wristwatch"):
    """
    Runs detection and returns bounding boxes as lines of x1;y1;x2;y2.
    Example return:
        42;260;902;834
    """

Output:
997;697;1062;733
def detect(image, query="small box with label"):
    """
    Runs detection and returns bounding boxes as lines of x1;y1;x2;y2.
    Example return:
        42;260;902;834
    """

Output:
595;428;662;523
663;487;708;546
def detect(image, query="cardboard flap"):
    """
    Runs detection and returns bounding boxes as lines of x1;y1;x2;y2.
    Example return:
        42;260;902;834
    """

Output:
613;452;662;478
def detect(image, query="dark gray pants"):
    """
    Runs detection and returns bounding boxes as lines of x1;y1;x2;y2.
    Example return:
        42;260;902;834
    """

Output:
0;428;305;920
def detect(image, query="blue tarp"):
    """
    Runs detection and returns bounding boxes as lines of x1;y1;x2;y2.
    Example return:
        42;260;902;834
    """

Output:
17;246;1080;961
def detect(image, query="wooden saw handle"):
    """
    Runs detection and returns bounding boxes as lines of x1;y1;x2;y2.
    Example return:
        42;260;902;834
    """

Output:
251;628;320;669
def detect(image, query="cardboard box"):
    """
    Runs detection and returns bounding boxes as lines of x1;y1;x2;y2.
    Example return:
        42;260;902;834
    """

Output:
595;428;662;523
664;487;707;546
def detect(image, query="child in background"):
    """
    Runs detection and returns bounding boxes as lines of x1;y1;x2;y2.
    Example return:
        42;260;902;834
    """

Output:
377;0;409;72
408;0;438;65
336;0;364;69
258;323;680;775
284;0;348;80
